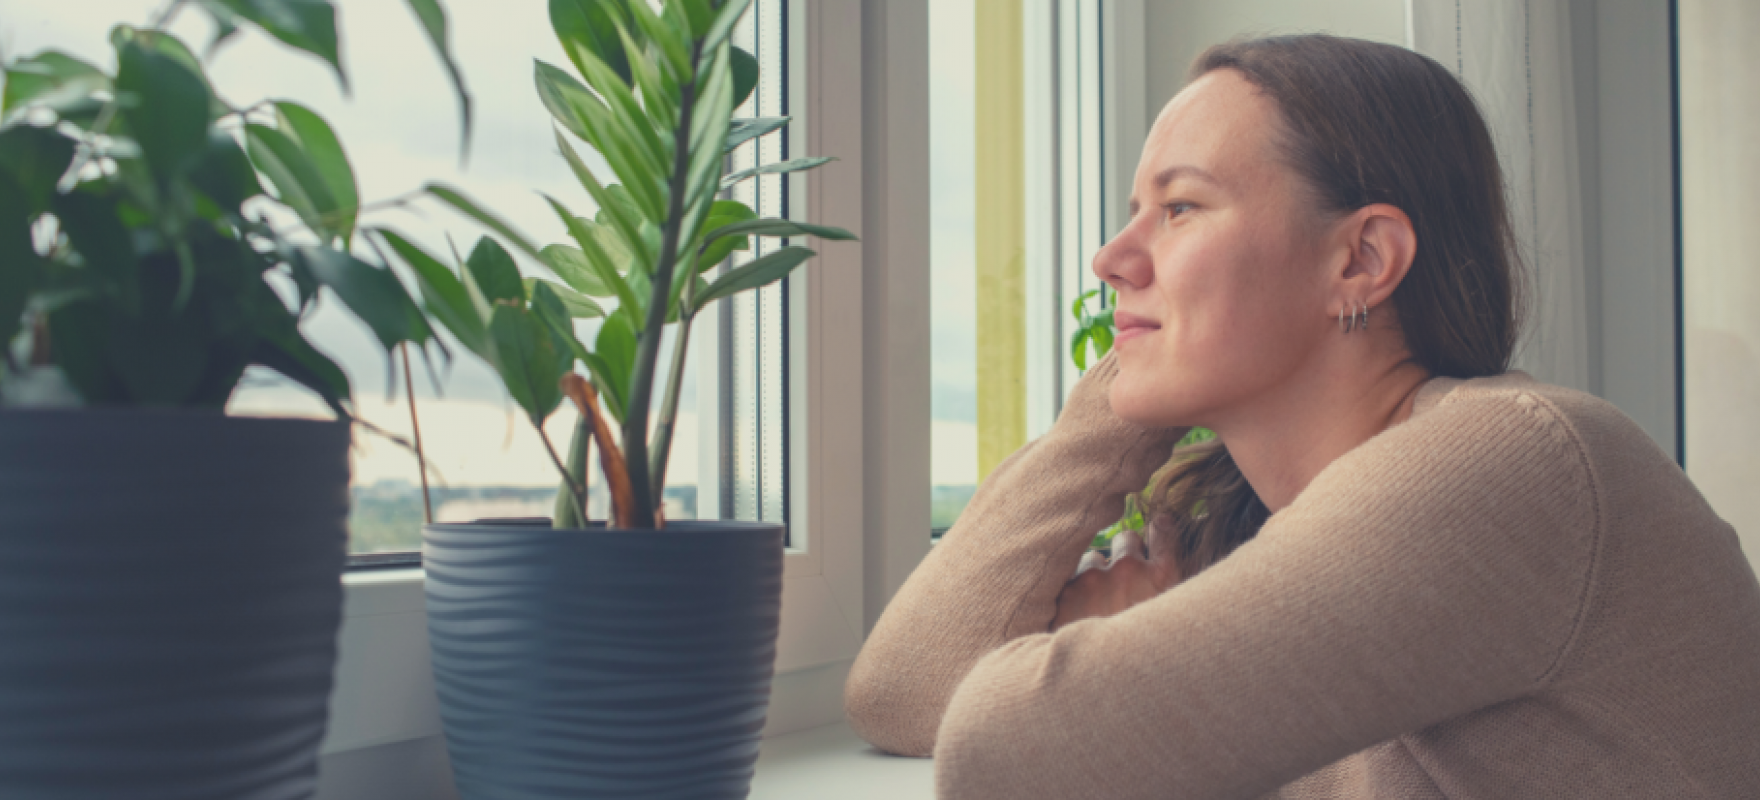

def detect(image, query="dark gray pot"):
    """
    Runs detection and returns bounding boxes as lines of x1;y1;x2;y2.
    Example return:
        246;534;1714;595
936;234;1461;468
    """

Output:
423;518;785;800
0;408;351;799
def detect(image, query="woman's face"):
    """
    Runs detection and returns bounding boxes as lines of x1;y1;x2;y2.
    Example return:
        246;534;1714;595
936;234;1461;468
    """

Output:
1097;69;1338;429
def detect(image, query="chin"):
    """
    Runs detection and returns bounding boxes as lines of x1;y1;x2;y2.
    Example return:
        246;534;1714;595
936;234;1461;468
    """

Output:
1108;369;1179;427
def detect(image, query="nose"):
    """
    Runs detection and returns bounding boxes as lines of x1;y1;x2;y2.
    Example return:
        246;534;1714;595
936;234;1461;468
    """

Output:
1090;215;1153;293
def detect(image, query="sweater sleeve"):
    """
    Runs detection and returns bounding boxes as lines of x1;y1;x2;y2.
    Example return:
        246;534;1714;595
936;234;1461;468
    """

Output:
844;351;1190;756
933;388;1602;799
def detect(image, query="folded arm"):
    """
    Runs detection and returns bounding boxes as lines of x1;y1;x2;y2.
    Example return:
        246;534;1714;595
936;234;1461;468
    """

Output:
843;352;1188;756
932;390;1600;798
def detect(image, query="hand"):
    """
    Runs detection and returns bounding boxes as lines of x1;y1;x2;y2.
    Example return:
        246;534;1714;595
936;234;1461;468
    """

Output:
1052;522;1185;632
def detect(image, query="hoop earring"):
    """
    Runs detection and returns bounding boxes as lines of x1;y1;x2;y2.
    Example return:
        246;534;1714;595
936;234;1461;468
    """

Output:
1338;305;1348;333
1355;301;1369;332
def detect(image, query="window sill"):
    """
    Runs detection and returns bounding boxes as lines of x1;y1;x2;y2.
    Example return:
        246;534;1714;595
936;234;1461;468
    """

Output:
752;720;935;799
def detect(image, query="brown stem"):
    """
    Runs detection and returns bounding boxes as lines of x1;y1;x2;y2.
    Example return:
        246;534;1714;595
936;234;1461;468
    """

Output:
562;374;641;529
400;343;433;524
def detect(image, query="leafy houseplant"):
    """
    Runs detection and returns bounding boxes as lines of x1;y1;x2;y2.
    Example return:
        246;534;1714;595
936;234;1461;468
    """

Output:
0;1;466;796
396;0;853;796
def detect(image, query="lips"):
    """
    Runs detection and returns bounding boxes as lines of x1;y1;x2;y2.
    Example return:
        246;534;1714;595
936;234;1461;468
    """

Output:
1112;309;1154;344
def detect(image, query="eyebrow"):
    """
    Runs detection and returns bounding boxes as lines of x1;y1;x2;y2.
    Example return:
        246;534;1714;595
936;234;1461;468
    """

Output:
1151;164;1220;190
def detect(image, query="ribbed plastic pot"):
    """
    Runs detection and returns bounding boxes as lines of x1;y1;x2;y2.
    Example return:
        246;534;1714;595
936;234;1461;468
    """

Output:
423;518;786;800
0;408;351;800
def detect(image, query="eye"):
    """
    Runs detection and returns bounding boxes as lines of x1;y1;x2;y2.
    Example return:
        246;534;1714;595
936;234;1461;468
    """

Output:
1160;201;1195;224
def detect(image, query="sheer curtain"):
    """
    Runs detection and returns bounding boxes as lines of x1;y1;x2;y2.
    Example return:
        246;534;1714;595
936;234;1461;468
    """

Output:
1407;0;1593;392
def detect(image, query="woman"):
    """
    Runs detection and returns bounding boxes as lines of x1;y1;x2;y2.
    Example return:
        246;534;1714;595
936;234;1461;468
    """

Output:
845;35;1760;798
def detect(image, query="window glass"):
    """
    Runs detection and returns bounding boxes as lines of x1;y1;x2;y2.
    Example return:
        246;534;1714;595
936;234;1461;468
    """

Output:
0;0;708;553
929;0;1108;537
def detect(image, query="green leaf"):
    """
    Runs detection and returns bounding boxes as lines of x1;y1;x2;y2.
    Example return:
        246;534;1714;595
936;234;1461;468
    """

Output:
185;129;264;212
250;315;352;414
534;61;668;221
725;115;788;153
1070;326;1091;370
696;199;759;268
693;245;813;311
626;0;689;80
551;129;650;275
700;0;753;53
540;243;619;297
1090;324;1114;359
589;305;636;421
0;171;42;348
721;155;835;191
488;303;569;427
376;227;488;357
273;101;358;245
246;122;341;242
53;190;139;309
293;245;434;352
617;21;677;131
1;51;110;123
559;38;673;203
423;182;542;260
0;124;76;213
701;218;857;248
524;277;604;318
46;300;122;403
730;45;759;110
465;235;523;306
115;39;212;181
402;0;473;158
197;0;346;90
550;0;635;85
544;193;644;316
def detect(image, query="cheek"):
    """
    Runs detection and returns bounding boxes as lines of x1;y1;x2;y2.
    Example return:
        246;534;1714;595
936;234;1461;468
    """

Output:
1109;221;1319;424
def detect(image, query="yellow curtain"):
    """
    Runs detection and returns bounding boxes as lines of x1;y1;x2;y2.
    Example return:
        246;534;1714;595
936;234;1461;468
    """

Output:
973;0;1025;481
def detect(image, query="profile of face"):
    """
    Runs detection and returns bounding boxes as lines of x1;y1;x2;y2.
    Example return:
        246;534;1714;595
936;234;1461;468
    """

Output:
1095;69;1365;430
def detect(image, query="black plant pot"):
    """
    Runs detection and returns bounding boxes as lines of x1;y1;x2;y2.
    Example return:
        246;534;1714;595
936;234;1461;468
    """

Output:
424;518;786;800
0;408;351;799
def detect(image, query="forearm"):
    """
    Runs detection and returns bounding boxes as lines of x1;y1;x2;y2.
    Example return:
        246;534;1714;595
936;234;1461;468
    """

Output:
844;353;1186;755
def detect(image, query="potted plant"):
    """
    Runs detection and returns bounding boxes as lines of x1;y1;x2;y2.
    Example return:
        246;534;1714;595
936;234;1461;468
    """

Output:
377;0;853;795
0;1;467;796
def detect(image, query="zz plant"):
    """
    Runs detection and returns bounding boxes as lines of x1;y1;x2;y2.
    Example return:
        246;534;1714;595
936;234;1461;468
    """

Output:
391;0;853;530
0;0;470;414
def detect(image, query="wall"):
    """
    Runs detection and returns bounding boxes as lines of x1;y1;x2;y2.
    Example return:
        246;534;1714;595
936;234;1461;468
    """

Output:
1142;0;1407;119
1681;0;1760;575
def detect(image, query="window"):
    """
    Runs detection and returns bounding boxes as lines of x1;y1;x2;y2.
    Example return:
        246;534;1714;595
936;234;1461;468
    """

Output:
929;0;1113;537
0;0;814;558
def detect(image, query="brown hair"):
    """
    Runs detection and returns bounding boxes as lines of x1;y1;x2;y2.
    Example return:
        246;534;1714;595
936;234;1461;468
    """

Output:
1139;35;1527;574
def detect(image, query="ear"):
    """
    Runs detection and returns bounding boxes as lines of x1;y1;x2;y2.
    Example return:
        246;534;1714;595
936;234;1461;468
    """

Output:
1332;203;1416;312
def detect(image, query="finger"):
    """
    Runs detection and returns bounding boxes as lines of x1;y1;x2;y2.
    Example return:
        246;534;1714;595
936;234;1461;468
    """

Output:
1109;528;1144;566
1072;549;1107;580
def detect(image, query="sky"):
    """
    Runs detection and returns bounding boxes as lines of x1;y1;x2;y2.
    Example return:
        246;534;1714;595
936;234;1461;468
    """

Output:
0;0;983;488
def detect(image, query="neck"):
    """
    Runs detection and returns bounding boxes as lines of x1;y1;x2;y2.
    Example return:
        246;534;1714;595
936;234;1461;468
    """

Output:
1209;345;1432;513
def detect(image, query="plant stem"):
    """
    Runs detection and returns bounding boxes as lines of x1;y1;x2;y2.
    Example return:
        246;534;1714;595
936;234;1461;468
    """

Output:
539;421;587;523
552;413;591;528
400;343;433;524
648;312;694;503
622;39;705;530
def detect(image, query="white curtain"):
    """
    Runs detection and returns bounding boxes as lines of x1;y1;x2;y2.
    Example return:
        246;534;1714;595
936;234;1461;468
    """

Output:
1407;0;1592;392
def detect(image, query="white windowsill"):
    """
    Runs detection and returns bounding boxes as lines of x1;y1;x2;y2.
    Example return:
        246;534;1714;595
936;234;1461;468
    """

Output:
752;720;935;799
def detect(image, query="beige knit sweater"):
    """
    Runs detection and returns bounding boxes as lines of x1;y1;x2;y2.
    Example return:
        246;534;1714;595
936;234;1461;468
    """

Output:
844;351;1760;799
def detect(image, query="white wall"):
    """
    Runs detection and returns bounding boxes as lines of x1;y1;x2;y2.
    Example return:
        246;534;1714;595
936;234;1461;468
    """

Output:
1681;0;1760;575
1142;0;1407;120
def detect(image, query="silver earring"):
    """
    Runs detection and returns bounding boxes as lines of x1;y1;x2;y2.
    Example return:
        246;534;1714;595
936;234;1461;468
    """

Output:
1355;301;1369;332
1338;305;1348;333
